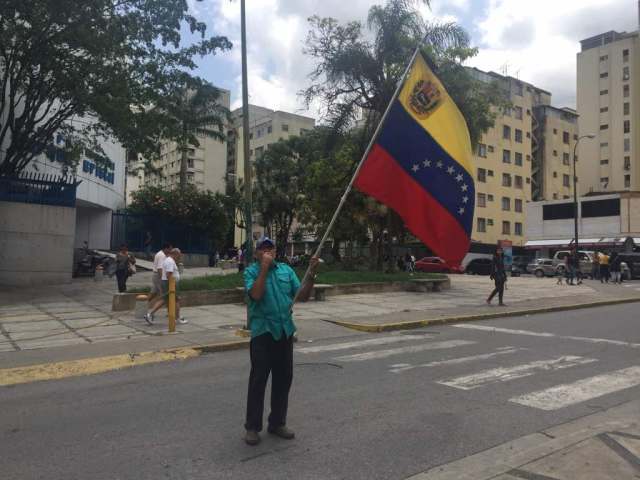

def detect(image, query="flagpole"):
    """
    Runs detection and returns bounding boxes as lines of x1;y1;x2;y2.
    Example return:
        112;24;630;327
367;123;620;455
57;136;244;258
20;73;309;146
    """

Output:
291;46;422;309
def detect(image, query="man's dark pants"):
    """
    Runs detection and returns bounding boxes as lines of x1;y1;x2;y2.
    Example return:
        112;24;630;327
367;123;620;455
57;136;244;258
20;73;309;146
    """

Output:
115;269;127;292
245;332;294;432
488;278;505;304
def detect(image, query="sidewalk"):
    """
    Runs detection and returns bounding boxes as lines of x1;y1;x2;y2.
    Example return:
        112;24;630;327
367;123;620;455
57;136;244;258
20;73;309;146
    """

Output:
1;275;639;369
410;398;640;479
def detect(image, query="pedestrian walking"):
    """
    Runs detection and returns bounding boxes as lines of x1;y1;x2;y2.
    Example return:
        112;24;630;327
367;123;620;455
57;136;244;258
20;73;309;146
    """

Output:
599;251;610;283
591;252;600;280
610;252;622;284
486;247;507;306
557;257;567;285
243;236;319;446
148;242;172;306
145;248;187;325
115;244;136;293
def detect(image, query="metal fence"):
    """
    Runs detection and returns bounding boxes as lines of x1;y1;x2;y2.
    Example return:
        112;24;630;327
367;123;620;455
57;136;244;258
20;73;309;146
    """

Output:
111;212;213;254
0;173;78;207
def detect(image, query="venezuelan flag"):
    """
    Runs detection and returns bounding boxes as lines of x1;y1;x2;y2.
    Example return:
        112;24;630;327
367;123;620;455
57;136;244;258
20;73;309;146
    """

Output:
354;51;474;264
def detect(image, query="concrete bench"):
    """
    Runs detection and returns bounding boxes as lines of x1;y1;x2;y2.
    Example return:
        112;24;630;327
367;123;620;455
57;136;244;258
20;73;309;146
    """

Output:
313;284;334;301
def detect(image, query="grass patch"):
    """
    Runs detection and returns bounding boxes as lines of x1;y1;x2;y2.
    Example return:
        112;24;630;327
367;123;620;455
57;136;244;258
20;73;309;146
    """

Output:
129;268;446;293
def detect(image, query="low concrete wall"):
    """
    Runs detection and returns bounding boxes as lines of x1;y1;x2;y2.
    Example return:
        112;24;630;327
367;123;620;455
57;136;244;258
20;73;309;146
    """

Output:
112;277;450;311
0;201;76;286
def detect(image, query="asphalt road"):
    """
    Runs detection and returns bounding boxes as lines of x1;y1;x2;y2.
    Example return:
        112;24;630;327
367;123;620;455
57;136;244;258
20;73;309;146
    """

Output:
2;302;640;480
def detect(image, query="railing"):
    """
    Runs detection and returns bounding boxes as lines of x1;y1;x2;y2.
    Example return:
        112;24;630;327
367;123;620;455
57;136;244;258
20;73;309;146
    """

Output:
0;172;79;207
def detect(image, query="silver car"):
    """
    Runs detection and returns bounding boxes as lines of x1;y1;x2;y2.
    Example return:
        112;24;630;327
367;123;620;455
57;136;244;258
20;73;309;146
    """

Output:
527;258;556;277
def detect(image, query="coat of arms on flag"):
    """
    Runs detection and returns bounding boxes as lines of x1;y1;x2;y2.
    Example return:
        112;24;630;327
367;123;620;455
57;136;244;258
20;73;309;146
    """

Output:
409;79;442;117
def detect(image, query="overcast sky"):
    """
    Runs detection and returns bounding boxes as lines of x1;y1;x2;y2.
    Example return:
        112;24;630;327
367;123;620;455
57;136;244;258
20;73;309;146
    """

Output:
186;0;637;118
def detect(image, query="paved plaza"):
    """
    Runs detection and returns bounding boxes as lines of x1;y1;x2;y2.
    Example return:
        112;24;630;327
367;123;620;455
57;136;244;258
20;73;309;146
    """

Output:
1;273;637;354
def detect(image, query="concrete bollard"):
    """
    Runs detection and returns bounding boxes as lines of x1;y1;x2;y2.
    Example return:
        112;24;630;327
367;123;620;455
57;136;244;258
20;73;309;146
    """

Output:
94;265;105;282
135;294;148;319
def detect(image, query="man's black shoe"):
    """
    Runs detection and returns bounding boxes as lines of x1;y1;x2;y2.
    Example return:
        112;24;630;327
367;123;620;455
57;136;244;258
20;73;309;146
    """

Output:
268;425;295;439
244;430;261;446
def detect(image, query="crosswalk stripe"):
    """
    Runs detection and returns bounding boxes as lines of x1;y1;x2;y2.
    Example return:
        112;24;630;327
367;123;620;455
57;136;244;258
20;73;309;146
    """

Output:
389;346;521;374
333;340;474;362
296;334;430;354
452;324;640;349
437;356;597;390
510;366;640;410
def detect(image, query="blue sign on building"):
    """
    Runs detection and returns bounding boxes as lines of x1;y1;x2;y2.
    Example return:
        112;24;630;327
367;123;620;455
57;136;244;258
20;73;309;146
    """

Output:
82;160;115;184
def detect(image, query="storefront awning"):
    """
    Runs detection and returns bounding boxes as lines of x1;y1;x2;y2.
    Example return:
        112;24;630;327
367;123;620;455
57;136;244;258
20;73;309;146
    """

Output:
525;237;630;249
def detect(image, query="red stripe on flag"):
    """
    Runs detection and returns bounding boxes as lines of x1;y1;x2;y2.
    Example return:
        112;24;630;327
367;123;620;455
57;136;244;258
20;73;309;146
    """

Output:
355;144;470;264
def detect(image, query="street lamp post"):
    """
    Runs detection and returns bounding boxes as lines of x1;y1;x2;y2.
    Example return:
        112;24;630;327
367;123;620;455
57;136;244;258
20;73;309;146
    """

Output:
240;0;253;266
572;134;595;256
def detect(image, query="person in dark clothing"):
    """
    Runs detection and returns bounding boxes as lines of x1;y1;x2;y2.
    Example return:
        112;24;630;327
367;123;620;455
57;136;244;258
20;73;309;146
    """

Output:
115;243;135;293
573;253;583;285
610;252;622;284
487;248;507;306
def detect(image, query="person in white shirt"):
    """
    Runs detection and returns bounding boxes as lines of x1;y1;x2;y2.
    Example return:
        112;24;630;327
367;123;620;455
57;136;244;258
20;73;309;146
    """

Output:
148;243;172;306
145;248;187;325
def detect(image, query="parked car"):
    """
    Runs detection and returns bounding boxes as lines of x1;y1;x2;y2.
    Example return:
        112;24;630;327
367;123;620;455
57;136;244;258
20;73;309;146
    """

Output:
414;257;463;274
552;250;595;276
512;255;534;271
614;253;640;279
465;258;493;275
527;258;556;278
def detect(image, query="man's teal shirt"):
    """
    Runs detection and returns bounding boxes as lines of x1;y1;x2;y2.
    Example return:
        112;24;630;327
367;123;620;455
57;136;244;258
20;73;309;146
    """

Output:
244;261;301;340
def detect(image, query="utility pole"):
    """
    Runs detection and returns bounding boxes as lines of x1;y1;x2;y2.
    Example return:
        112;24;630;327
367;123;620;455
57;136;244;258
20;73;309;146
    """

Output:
573;134;595;254
240;0;253;266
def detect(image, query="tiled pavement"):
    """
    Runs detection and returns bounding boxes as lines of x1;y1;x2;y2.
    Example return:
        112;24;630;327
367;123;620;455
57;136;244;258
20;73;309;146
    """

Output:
2;274;634;354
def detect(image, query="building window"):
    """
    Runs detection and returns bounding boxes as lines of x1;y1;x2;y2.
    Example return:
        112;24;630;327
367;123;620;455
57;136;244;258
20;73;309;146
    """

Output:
488;170;494;177
514;83;523;96
600;124;609;130
487;219;494;226
515;199;523;213
515;222;523;236
477;218;486;233
563;174;570;187
625;175;631;189
623;49;629;62
553;150;558;157
553;171;558;178
282;124;289;132
503;125;511;140
502;221;511;235
624;138;631;152
487;194;494;201
488;145;495;153
600;72;609;78
503;150;511;164
187;173;194;182
625;103;630;115
267;125;273;134
503;106;512;117
600;106;609;113
526;154;531;162
526;177;531;184
255;146;264;156
515;175;523;189
624;120;631;134
625;156;631;170
502;197;511;211
623;66;630;81
624;85;630;98
187;158;194;168
477;193;486;207
600;177;609;189
600;142;609;147
553;193;558;199
514;106;523;120
600;159;609;165
562;132;570;144
502;173;512;187
477;143;487;158
477;168;486;182
600;90;608;95
563;153;570;166
515;129;523;143
600;54;608;61
553;128;558;134
515;152;523;166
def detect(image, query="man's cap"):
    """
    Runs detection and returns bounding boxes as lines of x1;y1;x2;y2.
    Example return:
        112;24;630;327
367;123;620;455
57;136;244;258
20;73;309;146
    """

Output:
256;236;275;249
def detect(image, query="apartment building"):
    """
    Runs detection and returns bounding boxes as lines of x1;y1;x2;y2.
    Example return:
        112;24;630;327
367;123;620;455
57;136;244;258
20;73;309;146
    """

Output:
577;30;638;194
227;105;315;246
469;68;552;247
532;105;579;201
128;88;231;197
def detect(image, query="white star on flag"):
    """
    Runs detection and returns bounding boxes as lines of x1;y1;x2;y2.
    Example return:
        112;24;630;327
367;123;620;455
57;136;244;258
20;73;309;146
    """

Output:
436;161;443;168
455;174;463;182
462;196;469;203
412;164;419;172
461;184;468;192
458;207;465;215
447;166;454;175
423;159;431;167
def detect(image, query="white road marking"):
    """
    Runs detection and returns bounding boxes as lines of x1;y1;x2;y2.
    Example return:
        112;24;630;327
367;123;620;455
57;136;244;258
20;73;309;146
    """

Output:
437;356;597;390
452;324;640;349
510;366;640;410
296;334;430;354
389;347;521;374
333;340;474;362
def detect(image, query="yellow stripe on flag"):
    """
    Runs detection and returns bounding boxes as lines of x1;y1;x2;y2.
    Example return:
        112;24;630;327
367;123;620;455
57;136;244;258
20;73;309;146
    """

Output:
397;53;473;176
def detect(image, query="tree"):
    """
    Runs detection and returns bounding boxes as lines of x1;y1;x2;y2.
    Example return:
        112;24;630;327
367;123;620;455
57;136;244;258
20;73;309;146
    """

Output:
302;0;507;269
156;78;229;190
253;137;312;258
0;0;231;176
128;185;231;251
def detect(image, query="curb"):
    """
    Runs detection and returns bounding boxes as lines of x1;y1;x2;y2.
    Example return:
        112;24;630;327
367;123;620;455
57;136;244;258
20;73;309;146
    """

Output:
326;296;640;333
187;339;249;354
